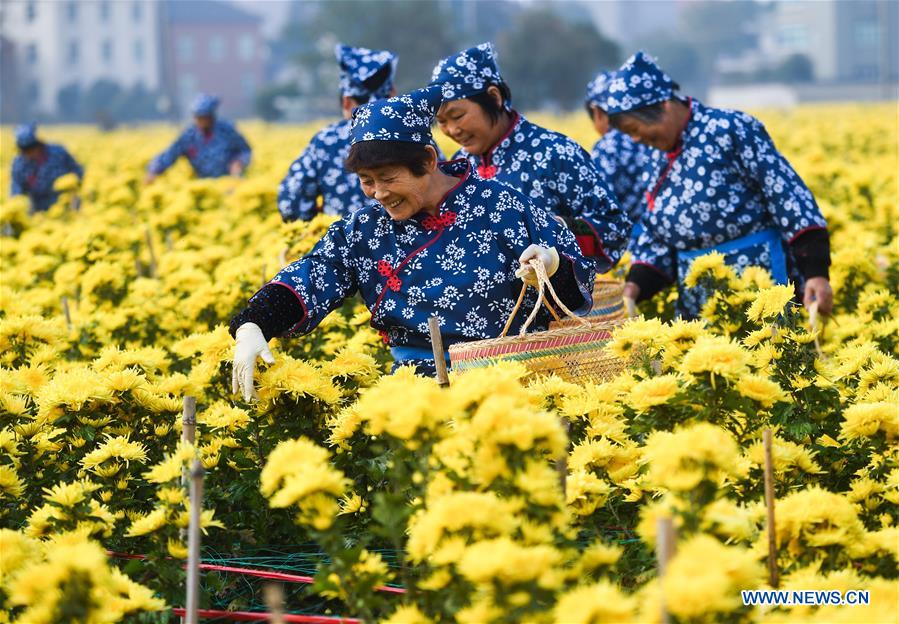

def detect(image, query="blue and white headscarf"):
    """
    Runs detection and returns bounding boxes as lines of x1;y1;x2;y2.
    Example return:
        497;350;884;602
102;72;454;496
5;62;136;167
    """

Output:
191;93;221;117
15;122;39;149
429;42;510;109
336;44;398;101
604;51;677;115
351;86;443;146
585;70;614;110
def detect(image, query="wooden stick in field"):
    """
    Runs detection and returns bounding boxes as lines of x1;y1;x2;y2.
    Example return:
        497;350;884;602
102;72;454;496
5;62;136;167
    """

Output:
61;296;72;330
180;396;197;544
263;583;286;624
185;459;204;624
144;226;158;278
428;316;450;387
763;428;780;588
182;396;197;445
656;517;676;624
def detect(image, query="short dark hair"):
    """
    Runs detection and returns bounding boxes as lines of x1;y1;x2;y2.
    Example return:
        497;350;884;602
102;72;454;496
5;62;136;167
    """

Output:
345;141;434;176
609;101;667;128
609;88;683;128
468;82;511;124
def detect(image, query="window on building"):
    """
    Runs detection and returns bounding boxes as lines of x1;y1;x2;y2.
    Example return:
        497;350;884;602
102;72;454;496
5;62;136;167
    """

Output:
209;35;225;62
26;2;36;22
68;41;79;65
67;1;77;22
99;1;110;22
854;22;879;48
778;24;809;49
178;35;194;62
28;80;40;104
132;1;142;22
238;34;254;62
241;74;256;98
26;42;37;64
102;39;113;63
134;39;143;63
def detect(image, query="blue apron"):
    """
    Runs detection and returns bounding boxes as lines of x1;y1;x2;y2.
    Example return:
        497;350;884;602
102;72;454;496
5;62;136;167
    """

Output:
677;228;789;284
676;228;789;317
390;345;451;374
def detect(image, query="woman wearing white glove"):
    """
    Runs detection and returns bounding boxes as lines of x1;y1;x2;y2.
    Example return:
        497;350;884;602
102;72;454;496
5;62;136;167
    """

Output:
230;86;595;394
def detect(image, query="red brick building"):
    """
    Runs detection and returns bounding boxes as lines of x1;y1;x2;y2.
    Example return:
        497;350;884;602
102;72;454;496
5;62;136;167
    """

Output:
162;0;264;119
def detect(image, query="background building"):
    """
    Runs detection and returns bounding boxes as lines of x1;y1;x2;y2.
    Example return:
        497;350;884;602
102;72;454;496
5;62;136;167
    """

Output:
162;0;265;118
758;0;897;83
0;0;164;121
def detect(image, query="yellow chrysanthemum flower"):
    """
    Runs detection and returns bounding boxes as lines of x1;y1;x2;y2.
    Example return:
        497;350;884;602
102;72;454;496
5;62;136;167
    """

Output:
628;374;681;412
683;251;737;288
746;284;796;322
680;335;751;379
643;423;747;492
736;374;789;407
662;535;764;619
840;401;899;441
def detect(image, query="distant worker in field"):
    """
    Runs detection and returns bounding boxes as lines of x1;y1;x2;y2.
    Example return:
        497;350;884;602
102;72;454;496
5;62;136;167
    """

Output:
277;44;398;222
145;94;251;183
429;43;631;274
584;70;652;231
606;51;832;318
10;122;83;213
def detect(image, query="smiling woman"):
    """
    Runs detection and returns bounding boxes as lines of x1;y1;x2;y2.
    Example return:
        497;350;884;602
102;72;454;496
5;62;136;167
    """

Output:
344;141;440;221
229;86;596;398
428;42;632;273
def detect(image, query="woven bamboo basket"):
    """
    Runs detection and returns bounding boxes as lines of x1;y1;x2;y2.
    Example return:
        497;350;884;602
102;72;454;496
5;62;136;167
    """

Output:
550;278;625;328
449;260;627;384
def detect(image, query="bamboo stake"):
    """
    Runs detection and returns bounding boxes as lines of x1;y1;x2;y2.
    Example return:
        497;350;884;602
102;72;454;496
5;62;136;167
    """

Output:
185;459;204;624
556;416;569;496
263;583;286;624
261;263;268;288
656;517;676;624
165;231;174;252
181;397;197;446
763;428;780;588
181;397;197;544
144;226;158;278
428;316;450;387
61;296;72;330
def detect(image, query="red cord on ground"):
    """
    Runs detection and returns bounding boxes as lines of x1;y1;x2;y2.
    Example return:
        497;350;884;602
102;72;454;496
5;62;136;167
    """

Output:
171;607;361;623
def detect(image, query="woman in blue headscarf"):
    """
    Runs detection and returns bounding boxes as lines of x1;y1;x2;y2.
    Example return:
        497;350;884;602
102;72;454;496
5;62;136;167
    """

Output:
230;87;595;397
606;51;832;318
584;71;653;230
10;122;83;213
428;43;632;274
277;44;399;222
145;94;252;182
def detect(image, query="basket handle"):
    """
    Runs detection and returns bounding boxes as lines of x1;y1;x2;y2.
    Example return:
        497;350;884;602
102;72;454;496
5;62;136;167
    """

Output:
499;258;591;337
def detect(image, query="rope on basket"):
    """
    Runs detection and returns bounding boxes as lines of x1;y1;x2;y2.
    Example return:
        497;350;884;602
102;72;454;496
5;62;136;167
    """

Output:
500;258;591;338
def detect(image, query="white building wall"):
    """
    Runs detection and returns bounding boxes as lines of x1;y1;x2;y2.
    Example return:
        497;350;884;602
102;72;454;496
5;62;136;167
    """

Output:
1;0;162;116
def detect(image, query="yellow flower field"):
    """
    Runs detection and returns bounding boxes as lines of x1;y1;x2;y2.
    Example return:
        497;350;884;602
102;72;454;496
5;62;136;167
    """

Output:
0;103;896;622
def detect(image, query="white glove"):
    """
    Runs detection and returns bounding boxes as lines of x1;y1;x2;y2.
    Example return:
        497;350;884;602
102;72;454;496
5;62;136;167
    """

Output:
232;323;275;401
516;245;560;285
